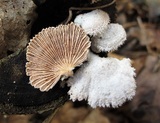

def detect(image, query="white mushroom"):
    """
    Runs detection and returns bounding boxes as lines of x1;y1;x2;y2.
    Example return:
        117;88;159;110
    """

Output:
91;23;127;53
74;9;110;36
67;52;136;108
26;23;91;92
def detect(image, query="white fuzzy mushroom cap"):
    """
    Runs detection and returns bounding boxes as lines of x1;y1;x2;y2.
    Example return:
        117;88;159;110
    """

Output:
91;23;127;53
74;9;110;36
67;53;136;108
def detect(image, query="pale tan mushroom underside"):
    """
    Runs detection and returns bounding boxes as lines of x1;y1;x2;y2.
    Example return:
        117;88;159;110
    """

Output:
26;23;91;91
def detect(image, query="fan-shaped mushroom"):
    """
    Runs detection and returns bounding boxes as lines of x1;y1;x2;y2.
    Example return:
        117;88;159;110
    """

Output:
91;23;127;53
74;9;110;36
26;23;91;92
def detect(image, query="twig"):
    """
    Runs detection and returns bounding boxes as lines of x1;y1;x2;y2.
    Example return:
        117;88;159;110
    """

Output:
64;0;116;24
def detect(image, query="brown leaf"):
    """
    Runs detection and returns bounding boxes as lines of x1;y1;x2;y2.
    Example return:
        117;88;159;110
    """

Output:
82;109;110;123
51;102;90;123
129;55;160;123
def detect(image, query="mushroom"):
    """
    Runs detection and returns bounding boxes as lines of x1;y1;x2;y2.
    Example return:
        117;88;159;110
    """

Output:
26;23;91;92
67;52;136;108
91;23;127;53
74;9;110;36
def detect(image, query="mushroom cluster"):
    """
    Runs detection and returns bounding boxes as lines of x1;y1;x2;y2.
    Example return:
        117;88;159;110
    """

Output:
68;52;136;108
26;9;136;108
68;9;136;108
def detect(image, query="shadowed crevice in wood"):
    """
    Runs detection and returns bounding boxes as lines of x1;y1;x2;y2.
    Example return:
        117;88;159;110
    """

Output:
0;49;69;114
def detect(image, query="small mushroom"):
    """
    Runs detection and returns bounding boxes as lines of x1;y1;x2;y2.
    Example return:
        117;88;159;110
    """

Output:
67;52;136;108
26;23;91;92
74;9;110;36
91;23;127;53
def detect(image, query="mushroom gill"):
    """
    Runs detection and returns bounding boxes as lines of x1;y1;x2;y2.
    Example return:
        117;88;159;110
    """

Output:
26;23;91;92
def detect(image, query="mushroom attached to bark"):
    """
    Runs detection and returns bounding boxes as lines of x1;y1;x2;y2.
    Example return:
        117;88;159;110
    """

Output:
74;9;110;36
91;23;127;53
67;52;136;108
26;23;91;92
